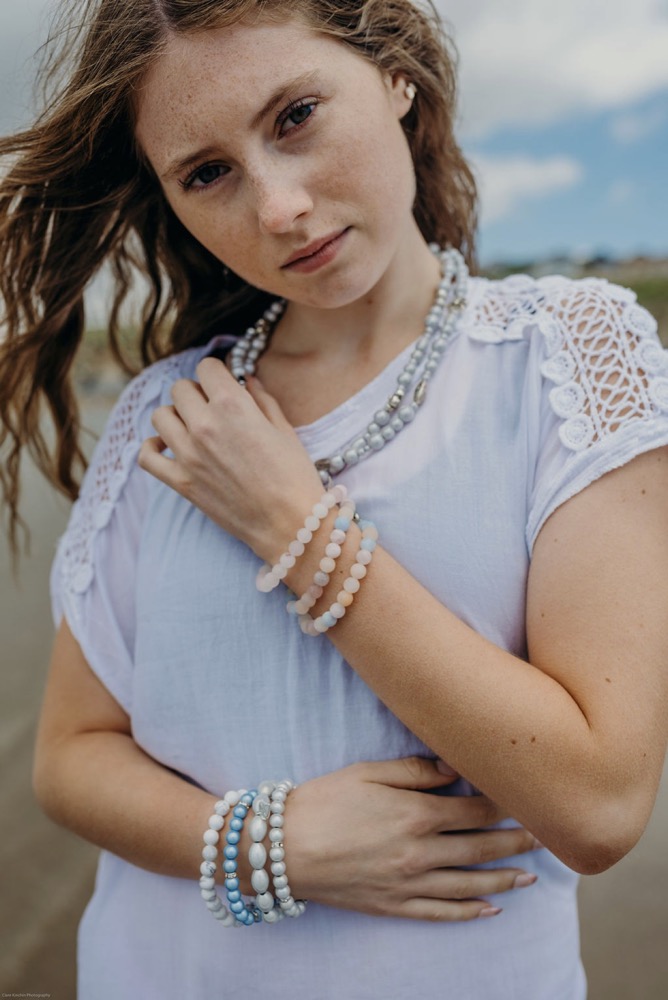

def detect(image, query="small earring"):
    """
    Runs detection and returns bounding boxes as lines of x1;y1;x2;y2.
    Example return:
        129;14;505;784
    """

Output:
405;83;417;101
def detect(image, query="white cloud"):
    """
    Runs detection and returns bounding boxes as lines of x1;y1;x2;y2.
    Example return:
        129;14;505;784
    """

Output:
435;0;668;137
610;107;666;143
471;154;585;225
3;1;668;140
607;179;636;206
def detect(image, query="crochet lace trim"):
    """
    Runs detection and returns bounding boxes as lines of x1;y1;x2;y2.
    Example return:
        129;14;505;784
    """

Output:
57;354;185;604
464;274;668;452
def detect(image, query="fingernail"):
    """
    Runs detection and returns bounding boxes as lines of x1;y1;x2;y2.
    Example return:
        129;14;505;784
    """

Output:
436;759;458;776
514;873;538;889
479;907;502;918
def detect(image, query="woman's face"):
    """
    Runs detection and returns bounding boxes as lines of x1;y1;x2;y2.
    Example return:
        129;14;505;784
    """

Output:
134;17;418;309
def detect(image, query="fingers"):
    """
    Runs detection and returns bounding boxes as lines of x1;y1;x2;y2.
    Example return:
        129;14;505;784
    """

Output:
170;378;208;427
150;404;191;456
428;795;507;833
245;375;293;430
429;827;540;868
398;897;502;923
195;357;235;401
137;435;179;485
193;358;290;431
397;861;540;922
360;756;460;791
414;866;537;901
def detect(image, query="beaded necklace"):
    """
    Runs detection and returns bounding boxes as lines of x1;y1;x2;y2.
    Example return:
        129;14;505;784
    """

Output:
230;245;469;485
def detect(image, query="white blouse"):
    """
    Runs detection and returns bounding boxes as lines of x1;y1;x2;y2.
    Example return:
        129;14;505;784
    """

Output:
52;272;668;999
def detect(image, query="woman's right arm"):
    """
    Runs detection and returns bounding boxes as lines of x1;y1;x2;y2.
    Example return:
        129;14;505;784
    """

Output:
34;619;540;921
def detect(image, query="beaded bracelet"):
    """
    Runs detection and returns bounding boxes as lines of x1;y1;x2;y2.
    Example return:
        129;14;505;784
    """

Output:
199;789;247;926
268;781;306;919
298;518;378;636
248;781;284;924
222;790;261;926
287;497;356;618
256;485;348;594
200;781;305;925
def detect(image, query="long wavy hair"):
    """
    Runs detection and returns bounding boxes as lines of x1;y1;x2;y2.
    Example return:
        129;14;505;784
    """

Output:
0;0;478;554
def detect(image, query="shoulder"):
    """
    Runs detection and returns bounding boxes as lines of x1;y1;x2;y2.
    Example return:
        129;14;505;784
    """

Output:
461;271;656;350
462;273;667;447
53;345;210;597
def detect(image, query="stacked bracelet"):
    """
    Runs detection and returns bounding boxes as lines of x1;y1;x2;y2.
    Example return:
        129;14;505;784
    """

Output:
200;780;306;926
288;496;355;618
299;518;378;636
256;487;346;593
255;484;378;638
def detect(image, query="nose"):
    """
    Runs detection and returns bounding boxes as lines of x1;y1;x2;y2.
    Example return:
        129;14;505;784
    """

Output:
252;159;314;235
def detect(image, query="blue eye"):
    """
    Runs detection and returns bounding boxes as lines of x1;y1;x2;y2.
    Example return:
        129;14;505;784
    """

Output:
182;163;227;191
278;100;317;136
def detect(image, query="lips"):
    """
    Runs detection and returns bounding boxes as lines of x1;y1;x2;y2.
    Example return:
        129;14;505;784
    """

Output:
282;229;349;268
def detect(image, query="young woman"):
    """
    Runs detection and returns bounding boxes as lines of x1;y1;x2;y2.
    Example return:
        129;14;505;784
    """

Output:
2;1;667;997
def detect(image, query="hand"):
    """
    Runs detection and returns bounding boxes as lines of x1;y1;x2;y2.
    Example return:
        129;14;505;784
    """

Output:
238;757;540;922
138;358;323;560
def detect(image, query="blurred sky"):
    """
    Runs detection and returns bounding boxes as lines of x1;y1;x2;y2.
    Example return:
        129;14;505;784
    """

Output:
1;0;667;265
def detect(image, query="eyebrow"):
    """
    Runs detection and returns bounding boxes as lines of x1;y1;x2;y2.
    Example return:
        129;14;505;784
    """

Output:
162;70;321;182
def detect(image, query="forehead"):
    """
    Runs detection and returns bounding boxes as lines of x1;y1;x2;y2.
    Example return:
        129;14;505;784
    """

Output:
135;18;364;142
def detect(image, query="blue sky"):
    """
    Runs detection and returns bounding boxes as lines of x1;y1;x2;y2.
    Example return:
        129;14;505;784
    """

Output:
467;90;668;264
436;0;668;264
1;0;667;265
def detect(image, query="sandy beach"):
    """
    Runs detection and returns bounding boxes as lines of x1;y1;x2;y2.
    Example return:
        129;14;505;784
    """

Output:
1;401;667;998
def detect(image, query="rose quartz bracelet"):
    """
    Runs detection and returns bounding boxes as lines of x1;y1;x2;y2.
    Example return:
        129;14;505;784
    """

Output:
256;485;348;593
298;517;378;636
287;496;356;618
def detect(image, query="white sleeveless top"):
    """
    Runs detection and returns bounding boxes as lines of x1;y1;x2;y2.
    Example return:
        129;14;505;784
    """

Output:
51;273;668;999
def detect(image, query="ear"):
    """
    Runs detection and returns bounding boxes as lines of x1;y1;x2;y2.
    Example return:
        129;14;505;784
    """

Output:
385;71;416;120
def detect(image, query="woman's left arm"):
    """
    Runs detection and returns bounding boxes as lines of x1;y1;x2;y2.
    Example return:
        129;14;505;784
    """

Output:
140;361;668;874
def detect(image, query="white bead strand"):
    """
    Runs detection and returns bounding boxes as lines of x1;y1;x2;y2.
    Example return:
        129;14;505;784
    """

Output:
269;781;306;919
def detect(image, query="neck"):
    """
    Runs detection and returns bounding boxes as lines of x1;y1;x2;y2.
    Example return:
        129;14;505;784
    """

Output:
268;223;442;366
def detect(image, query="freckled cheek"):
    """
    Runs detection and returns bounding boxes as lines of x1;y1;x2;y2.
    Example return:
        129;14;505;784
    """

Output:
166;194;243;261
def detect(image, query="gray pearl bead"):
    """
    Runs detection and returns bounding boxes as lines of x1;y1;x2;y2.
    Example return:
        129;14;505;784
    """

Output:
399;405;417;423
344;449;359;466
381;426;396;441
390;416;404;432
374;410;390;427
397;373;412;386
369;434;384;451
329;455;346;474
367;422;380;435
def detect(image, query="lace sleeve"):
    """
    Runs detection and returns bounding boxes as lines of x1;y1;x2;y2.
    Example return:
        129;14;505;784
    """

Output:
526;278;668;552
50;354;185;713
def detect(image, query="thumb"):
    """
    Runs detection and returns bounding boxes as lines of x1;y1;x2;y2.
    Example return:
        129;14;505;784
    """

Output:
364;756;460;790
246;375;292;429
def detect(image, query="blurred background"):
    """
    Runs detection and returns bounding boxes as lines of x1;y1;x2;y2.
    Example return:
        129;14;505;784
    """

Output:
1;1;667;996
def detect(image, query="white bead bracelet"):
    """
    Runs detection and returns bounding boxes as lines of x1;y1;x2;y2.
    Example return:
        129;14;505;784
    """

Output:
267;780;306;919
199;790;243;927
256;485;348;593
